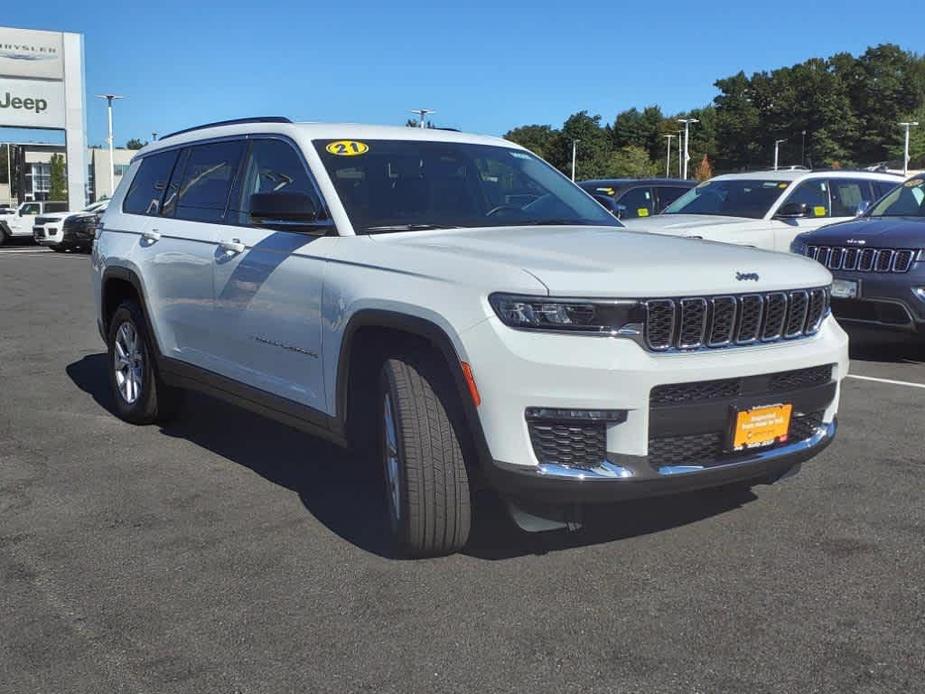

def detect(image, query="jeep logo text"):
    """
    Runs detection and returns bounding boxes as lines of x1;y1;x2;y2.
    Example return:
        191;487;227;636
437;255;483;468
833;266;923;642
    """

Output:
0;92;48;114
735;272;759;281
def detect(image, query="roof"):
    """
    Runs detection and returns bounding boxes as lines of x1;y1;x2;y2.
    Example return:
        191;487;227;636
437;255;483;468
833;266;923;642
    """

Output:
579;178;693;187
136;120;517;158
711;169;902;182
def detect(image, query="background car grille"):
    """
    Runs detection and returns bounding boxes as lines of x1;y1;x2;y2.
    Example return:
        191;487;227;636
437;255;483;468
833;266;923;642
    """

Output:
644;289;829;351
34;216;58;225
805;245;916;273
647;411;825;467
528;421;606;469
650;364;834;407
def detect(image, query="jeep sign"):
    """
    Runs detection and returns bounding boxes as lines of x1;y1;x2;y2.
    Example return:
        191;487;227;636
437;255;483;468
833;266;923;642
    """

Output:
0;78;64;127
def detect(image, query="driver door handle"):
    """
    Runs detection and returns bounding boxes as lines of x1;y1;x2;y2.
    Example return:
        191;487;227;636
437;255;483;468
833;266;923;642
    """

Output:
219;238;246;254
142;229;161;243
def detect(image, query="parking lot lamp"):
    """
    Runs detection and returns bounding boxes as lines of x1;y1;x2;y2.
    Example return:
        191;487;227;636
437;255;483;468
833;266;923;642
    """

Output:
96;94;124;197
900;121;919;177
773;138;787;171
677;119;699;179
677;130;683;177
571;139;580;181
409;108;435;128
664;134;674;178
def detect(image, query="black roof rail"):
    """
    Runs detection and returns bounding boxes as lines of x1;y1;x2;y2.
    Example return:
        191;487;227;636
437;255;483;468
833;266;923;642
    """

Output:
159;116;293;141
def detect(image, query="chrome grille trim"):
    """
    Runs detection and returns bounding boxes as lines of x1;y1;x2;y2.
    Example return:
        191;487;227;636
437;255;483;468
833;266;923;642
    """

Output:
806;245;917;273
642;288;829;352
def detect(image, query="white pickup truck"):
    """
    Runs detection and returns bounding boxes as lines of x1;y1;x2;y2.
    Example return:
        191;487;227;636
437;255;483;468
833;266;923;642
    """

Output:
0;200;69;244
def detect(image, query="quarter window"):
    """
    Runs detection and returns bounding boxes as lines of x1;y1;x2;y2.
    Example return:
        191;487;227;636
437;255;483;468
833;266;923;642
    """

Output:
784;179;829;217
172;141;245;223
228;139;322;226
829;179;872;217
655;186;688;212
123;151;178;216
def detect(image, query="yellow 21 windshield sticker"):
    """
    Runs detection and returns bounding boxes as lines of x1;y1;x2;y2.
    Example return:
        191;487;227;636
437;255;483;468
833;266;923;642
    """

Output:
326;140;369;156
637;208;650;217
813;206;827;217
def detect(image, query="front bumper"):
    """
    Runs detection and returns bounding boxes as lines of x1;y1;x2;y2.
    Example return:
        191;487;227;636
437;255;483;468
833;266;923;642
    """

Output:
34;223;63;245
460;313;847;503
487;420;835;504
830;269;925;333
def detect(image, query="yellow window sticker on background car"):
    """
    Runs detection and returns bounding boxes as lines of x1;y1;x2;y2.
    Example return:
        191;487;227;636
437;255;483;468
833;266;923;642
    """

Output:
813;206;827;217
778;182;789;188
637;208;650;217
326;140;369;156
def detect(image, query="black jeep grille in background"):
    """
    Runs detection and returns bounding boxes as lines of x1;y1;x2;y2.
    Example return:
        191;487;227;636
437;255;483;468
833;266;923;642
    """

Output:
805;246;916;273
644;289;829;351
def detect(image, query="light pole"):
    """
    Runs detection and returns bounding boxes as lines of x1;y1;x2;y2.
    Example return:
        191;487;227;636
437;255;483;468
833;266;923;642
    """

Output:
677;118;699;179
571;139;580;181
410;108;435;128
899;121;919;177
800;130;806;168
773;138;787;171
152;132;158;142
5;143;11;204
96;94;124;197
677;130;683;178
664;134;674;178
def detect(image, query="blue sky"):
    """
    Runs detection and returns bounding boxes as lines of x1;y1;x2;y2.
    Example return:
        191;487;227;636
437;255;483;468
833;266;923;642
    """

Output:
4;0;924;146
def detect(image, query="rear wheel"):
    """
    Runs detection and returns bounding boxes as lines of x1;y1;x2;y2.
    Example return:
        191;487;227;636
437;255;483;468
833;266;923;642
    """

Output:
107;300;180;424
379;353;471;557
50;244;66;253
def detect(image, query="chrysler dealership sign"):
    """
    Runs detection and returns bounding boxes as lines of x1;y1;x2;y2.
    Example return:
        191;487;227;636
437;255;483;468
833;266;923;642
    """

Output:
0;26;86;209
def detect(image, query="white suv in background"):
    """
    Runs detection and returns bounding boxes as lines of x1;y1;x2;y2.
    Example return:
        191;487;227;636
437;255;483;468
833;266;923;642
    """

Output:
92;118;847;556
34;200;108;252
622;169;901;251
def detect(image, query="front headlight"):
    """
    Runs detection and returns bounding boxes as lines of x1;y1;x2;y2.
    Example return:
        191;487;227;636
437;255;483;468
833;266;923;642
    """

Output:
790;238;808;255
489;293;644;335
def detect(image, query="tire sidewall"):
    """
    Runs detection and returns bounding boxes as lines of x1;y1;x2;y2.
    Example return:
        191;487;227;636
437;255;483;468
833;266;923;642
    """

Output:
379;367;409;542
107;303;157;423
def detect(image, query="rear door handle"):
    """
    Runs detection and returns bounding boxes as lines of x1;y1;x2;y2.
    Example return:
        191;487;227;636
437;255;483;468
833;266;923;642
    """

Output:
141;229;161;243
219;238;246;254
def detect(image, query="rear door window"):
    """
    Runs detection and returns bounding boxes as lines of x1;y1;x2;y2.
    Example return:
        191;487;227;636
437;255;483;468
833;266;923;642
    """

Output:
172;141;245;223
829;179;873;217
123;150;179;216
615;186;655;218
655;186;688;212
872;180;898;200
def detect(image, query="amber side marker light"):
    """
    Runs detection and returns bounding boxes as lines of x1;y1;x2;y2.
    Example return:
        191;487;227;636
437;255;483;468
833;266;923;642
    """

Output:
460;362;481;406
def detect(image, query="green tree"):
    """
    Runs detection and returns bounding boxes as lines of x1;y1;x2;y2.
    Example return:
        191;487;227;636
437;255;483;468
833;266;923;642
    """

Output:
503;124;560;161
605;145;658;178
125;138;146;150
49;153;67;201
547;111;614;178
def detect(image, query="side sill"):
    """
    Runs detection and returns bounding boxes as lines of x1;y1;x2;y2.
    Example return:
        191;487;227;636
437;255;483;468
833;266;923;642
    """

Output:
159;357;346;447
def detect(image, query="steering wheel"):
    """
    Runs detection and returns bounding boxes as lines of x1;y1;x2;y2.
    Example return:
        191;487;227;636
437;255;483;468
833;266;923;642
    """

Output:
485;205;523;217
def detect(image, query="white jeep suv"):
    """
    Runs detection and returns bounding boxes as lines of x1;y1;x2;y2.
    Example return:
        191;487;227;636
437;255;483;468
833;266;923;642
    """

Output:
91;118;848;556
622;169;901;252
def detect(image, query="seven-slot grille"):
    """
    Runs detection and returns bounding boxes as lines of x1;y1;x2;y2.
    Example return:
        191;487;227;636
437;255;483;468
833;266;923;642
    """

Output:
805;245;916;273
644;289;828;351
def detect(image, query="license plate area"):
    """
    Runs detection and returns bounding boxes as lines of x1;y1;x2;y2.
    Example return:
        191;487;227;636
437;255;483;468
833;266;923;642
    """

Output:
730;403;792;452
831;278;859;299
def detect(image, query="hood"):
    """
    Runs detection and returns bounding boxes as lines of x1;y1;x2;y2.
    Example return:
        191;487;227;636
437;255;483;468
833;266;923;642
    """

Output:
797;216;925;247
621;214;766;235
377;225;831;297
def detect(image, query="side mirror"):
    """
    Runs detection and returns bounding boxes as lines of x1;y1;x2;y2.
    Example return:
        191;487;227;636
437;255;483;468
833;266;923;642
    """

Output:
592;194;616;213
855;200;871;217
775;202;809;219
249;192;332;233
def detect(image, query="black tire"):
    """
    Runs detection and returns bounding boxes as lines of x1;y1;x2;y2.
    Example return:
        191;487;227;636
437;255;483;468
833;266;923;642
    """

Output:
50;244;67;253
379;353;471;557
107;300;180;425
0;230;7;246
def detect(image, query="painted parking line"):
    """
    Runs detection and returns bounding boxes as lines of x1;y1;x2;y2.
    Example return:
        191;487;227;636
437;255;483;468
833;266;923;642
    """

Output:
847;374;925;390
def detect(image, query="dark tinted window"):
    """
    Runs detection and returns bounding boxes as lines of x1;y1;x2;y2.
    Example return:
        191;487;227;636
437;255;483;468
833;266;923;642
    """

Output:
173;141;244;223
664;179;785;219
615;186;655;218
870;178;925;217
655;186;688;211
783;179;829;217
229;139;321;226
123;151;178;215
873;180;898;199
20;203;40;215
44;201;69;213
829;179;872;217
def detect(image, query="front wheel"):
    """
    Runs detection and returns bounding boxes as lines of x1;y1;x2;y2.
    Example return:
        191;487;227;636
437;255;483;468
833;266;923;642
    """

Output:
379;354;471;557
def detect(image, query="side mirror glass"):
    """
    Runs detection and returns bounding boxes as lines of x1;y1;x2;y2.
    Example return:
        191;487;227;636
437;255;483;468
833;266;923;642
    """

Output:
775;202;809;219
855;200;871;217
249;192;331;234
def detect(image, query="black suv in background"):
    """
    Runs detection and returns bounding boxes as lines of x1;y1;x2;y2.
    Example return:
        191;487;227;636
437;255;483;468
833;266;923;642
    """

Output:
579;178;695;220
792;176;925;337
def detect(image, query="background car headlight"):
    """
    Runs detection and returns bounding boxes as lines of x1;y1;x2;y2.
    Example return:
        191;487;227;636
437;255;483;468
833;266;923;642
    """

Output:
489;293;644;334
790;238;808;255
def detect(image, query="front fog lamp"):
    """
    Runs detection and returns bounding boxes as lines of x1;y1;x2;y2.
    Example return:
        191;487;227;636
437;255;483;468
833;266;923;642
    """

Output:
489;293;643;334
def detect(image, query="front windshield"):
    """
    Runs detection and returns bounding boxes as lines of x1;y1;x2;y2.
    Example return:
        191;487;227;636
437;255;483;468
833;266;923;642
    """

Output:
663;179;788;219
314;139;620;233
869;178;925;217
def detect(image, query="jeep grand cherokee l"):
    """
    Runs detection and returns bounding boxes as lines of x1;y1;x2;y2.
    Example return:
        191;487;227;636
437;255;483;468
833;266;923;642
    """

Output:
91;117;847;557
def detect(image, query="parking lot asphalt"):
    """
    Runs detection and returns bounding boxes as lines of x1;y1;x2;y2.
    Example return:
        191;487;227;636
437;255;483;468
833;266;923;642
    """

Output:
1;245;923;694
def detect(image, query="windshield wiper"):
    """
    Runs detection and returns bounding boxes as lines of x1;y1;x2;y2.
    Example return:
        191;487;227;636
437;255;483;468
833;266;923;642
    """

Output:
365;223;462;233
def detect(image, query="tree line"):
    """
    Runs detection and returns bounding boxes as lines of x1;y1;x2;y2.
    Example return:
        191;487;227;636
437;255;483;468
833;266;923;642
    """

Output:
504;44;925;180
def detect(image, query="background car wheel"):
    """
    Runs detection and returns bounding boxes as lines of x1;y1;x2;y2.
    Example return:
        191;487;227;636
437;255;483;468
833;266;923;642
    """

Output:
50;244;66;253
107;300;180;425
379;353;471;557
